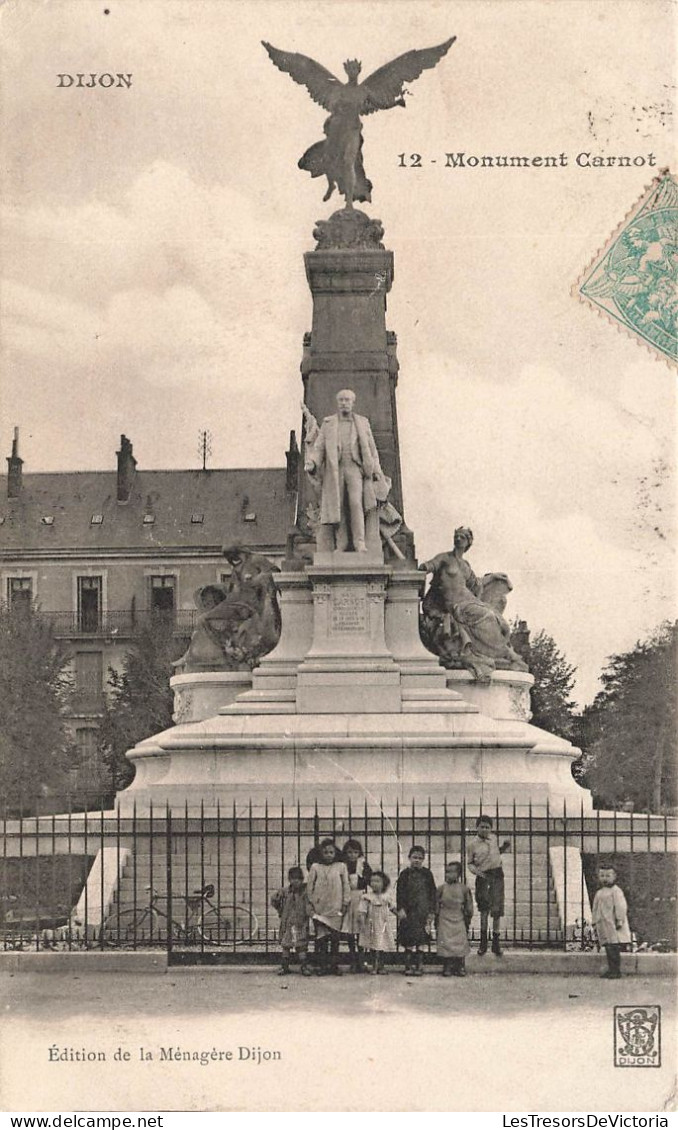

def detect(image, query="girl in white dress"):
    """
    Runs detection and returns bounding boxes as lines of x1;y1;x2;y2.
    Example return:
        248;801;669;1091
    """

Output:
341;838;373;973
358;871;397;975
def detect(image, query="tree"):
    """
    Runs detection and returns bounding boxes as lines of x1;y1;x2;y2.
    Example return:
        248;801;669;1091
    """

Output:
0;605;76;806
99;617;187;792
582;621;677;813
511;623;579;742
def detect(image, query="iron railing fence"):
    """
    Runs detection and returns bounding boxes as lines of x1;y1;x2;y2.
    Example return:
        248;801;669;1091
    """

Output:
1;797;676;961
38;610;199;639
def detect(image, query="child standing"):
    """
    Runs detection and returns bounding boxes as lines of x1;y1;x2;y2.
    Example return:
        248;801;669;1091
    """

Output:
357;871;397;974
592;863;631;979
467;815;511;956
436;861;473;977
341;838;373;974
306;839;351;976
270;866;312;976
396;845;437;976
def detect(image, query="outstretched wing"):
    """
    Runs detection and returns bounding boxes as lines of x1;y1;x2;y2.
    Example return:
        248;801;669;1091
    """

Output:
262;42;343;111
359;37;456;113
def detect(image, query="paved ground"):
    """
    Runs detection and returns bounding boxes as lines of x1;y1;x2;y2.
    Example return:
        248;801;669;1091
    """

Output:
2;969;676;1112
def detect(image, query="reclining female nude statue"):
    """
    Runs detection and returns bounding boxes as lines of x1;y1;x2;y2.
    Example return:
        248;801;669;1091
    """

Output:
419;527;528;683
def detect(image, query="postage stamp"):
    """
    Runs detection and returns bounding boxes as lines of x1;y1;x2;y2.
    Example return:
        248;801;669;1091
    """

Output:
575;171;678;368
614;1005;662;1068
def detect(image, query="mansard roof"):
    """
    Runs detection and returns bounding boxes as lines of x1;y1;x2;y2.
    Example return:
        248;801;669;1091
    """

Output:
0;467;291;553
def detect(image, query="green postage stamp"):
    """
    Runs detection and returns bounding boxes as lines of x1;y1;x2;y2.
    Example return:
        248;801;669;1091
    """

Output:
576;170;677;368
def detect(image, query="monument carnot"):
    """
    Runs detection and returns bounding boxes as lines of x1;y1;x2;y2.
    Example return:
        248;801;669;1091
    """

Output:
124;37;589;817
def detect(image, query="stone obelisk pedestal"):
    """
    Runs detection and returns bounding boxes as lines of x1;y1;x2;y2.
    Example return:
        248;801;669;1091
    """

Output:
299;210;413;558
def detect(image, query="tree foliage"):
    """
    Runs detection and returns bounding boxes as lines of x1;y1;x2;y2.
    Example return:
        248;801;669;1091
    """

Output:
0;606;76;806
581;621;677;813
510;624;579;742
99;618;186;791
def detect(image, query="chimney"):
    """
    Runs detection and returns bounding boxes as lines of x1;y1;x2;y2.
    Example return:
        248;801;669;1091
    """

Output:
511;619;531;666
286;430;300;492
6;427;23;499
116;434;137;502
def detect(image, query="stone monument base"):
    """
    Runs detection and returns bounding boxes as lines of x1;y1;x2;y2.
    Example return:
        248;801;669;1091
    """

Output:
120;563;590;816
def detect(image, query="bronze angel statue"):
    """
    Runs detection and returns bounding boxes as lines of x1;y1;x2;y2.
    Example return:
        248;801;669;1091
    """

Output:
263;38;455;208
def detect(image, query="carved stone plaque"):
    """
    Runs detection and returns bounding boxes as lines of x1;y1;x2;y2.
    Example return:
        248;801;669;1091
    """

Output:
330;586;367;633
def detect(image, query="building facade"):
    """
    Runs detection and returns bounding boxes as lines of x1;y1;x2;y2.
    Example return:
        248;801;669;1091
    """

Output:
1;429;299;786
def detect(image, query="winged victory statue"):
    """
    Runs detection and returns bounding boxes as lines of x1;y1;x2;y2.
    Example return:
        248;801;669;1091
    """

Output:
263;38;456;208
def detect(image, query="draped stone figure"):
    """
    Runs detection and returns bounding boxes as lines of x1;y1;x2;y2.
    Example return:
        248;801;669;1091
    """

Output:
419;527;529;683
174;545;281;674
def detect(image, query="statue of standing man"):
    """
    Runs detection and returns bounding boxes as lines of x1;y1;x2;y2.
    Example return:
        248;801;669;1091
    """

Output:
303;389;384;553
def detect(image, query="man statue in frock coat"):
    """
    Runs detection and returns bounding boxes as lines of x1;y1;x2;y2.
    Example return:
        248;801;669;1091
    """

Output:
304;388;384;553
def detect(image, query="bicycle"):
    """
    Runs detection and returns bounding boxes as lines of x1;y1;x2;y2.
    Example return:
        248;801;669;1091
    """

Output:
101;884;258;947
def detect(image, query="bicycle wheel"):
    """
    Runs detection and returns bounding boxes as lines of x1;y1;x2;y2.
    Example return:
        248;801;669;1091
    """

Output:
201;905;258;946
101;907;163;947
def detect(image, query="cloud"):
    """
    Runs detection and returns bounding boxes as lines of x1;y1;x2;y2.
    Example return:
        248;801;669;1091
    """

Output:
1;161;305;454
401;354;664;547
1;161;291;308
401;356;675;702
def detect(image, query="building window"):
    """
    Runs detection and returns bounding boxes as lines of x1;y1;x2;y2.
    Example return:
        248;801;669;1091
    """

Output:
75;727;100;769
77;576;102;632
7;577;33;613
149;575;175;615
75;651;104;711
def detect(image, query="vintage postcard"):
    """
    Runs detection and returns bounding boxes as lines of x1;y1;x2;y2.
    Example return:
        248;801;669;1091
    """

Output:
0;0;676;1116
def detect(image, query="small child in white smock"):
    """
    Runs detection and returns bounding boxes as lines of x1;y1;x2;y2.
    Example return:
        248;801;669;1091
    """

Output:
592;863;631;979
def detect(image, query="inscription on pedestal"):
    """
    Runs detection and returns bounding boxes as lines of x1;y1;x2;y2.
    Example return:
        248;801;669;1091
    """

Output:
330;587;367;633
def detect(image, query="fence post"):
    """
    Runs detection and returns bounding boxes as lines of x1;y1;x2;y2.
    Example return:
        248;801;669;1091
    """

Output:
264;799;269;954
34;801;40;952
562;799;568;951
183;801;189;941
528;799;533;950
166;804;173;959
512;798;517;948
99;804;105;950
580;800;585;951
232;800;238;955
216;799;222;946
131;800;138;949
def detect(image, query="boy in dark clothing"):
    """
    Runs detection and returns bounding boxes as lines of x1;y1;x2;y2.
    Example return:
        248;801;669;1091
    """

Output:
396;845;437;976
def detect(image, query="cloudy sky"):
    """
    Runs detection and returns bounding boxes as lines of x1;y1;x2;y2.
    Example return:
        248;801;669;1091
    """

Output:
1;0;675;705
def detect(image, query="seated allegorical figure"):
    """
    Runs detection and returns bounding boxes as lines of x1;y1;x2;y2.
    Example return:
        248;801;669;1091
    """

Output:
419;526;528;683
173;544;281;674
